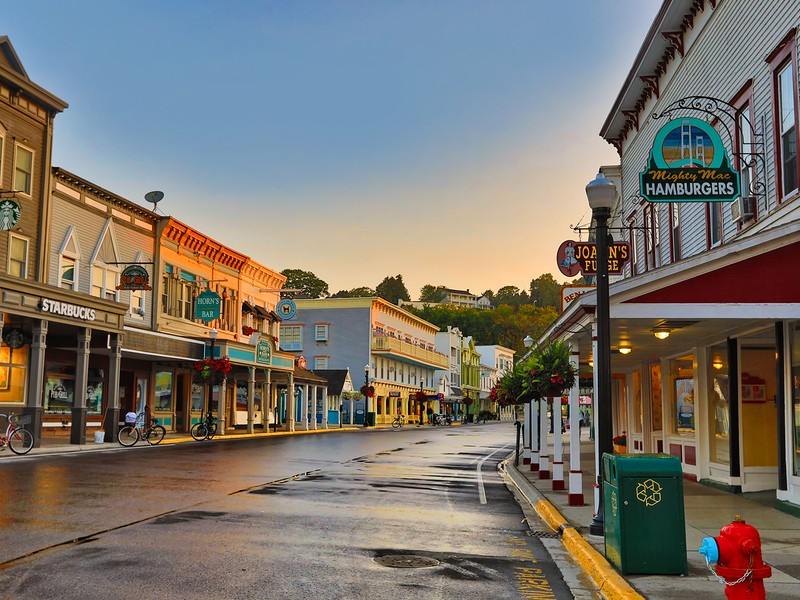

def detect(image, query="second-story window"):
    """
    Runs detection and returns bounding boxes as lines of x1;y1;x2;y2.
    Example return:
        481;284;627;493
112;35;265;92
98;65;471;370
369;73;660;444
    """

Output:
708;202;723;248
280;325;303;351
14;145;33;196
61;256;76;290
92;264;118;301
670;204;681;262
8;235;28;278
769;31;799;200
315;324;329;341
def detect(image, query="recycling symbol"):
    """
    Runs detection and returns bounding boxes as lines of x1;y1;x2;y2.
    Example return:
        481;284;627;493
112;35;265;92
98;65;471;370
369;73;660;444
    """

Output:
610;490;618;517
636;479;662;507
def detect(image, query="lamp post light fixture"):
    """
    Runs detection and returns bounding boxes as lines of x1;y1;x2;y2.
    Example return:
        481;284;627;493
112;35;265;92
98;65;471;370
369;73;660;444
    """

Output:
586;172;616;536
523;335;534;351
208;327;218;359
363;363;371;428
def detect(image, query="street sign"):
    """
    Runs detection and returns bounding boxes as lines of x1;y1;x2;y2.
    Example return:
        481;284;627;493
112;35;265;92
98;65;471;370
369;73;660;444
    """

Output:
195;289;221;322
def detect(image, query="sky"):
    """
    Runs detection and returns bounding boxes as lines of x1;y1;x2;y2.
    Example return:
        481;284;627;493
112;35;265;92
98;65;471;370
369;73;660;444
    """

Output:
4;0;662;298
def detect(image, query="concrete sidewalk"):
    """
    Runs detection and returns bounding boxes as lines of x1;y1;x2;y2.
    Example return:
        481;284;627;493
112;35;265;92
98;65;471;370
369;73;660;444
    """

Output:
505;432;800;599
0;424;363;458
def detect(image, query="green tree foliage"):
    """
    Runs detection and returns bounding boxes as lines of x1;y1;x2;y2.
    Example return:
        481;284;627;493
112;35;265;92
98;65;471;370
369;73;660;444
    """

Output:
419;284;447;303
330;287;375;298
408;303;557;354
280;269;329;299
529;273;563;310
375;274;411;305
493;285;529;307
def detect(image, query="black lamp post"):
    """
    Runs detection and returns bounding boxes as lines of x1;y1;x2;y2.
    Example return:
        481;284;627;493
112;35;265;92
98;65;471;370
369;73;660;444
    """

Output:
207;327;218;417
586;172;616;536
363;363;370;427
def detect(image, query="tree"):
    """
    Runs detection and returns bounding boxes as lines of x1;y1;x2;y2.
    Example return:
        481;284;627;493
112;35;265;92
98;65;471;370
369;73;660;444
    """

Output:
330;287;375;298
419;284;447;303
280;269;329;299
529;273;564;311
375;274;411;305
494;285;525;307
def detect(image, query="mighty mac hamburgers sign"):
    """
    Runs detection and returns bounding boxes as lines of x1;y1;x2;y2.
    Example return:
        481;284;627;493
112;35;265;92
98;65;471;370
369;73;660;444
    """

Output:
640;117;740;203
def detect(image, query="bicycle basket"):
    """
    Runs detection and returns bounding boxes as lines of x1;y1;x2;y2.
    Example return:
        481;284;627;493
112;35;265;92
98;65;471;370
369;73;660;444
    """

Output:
9;414;31;425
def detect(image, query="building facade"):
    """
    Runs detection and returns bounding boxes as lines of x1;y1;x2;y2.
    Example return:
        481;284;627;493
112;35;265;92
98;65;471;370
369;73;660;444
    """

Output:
285;298;448;425
545;0;800;507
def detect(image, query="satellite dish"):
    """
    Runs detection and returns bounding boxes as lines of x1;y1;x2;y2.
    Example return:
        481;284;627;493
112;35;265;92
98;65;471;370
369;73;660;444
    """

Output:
144;191;164;211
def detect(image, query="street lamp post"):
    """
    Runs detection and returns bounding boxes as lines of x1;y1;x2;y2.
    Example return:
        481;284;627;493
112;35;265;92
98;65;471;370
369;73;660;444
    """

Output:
586;172;616;536
363;363;371;427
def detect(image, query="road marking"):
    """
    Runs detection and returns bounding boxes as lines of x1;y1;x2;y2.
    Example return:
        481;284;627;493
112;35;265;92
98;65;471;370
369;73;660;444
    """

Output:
477;444;510;504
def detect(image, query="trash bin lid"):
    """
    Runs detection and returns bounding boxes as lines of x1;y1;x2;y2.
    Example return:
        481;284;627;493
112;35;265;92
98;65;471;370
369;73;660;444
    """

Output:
608;453;682;477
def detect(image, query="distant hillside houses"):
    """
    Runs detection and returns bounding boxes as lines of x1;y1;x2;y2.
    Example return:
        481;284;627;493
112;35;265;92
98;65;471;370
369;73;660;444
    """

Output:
400;288;492;310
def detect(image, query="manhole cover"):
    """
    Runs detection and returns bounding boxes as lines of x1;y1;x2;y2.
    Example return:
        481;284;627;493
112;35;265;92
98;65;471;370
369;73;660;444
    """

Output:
374;554;440;568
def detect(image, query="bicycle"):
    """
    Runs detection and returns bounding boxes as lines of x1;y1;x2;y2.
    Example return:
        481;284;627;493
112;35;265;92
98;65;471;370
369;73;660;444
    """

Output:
117;412;166;447
190;411;218;441
391;414;405;429
0;413;34;455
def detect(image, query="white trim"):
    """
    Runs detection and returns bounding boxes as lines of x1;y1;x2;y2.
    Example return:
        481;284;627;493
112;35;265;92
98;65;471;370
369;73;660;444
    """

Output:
612;303;800;319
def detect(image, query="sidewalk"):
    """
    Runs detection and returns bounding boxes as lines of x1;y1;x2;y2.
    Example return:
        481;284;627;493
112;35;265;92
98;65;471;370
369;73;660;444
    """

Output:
1;424;364;458
505;432;800;599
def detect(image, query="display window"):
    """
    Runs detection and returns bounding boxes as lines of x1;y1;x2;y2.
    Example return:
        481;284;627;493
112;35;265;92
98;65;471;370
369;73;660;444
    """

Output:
0;344;27;404
791;323;800;477
670;355;695;435
709;344;729;465
154;370;173;411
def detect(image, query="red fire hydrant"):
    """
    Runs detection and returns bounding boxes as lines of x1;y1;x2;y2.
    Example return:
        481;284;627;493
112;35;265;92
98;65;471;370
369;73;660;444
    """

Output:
698;516;772;599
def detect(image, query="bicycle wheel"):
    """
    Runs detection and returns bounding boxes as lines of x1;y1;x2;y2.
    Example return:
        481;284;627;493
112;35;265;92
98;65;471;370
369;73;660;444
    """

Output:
146;425;166;445
190;422;208;441
206;422;218;440
117;425;139;447
392;418;401;429
8;427;33;455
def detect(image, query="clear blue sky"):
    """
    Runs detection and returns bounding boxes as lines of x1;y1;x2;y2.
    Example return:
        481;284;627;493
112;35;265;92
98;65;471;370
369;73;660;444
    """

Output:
5;0;661;297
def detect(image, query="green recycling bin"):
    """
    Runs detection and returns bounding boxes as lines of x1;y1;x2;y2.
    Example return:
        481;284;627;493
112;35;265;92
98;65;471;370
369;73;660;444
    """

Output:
602;452;688;575
366;412;376;427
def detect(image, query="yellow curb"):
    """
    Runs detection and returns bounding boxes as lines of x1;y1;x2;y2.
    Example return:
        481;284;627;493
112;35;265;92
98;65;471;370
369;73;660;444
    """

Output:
534;498;569;530
560;528;644;600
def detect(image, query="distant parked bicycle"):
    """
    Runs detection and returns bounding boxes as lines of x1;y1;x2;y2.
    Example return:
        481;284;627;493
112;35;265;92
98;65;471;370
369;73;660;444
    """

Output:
0;412;34;455
190;411;218;441
432;413;452;426
117;411;166;447
391;414;405;429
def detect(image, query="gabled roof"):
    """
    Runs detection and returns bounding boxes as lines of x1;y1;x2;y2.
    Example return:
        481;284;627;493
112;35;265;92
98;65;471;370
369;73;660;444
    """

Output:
312;370;350;395
0;36;68;113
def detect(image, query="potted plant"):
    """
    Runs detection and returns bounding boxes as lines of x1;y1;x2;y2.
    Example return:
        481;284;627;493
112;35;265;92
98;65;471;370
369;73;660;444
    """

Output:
360;385;375;398
525;339;577;399
612;431;627;453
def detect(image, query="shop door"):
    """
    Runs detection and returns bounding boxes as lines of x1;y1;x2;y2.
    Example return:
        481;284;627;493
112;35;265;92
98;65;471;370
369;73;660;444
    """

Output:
740;336;779;492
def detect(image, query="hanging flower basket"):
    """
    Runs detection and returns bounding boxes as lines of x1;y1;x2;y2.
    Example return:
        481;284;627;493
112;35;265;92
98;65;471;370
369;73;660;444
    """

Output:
192;356;232;384
413;390;427;402
524;339;577;399
360;385;375;398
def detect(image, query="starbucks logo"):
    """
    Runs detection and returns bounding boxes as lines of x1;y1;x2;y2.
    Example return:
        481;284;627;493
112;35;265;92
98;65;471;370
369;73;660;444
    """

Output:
0;200;21;231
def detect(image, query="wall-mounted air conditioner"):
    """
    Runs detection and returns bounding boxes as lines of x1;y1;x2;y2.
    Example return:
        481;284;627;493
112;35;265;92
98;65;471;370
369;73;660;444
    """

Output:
730;196;755;224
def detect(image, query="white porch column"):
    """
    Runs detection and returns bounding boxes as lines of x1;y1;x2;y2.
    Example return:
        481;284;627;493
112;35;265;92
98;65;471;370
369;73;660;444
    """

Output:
552;395;565;490
530;398;539;471
522;402;531;464
349;395;355;425
247;367;255;435
322;387;329;429
538;397;550;479
310;385;318;430
288;373;295;432
568;346;584;505
301;383;309;430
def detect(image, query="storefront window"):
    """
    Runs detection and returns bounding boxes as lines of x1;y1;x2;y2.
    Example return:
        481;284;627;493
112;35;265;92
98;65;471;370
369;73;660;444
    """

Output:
670;355;695;435
45;365;75;415
790;324;800;477
709;344;729;465
86;380;103;415
191;383;204;412
650;364;663;432
0;345;27;404
154;370;173;411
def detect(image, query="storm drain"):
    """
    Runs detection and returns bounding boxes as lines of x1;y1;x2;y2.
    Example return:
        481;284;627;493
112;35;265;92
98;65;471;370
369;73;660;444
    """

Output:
374;554;440;568
528;530;562;539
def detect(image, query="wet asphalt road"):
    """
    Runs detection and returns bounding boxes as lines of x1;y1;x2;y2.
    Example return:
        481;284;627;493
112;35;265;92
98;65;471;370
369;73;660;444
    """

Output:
0;423;586;599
